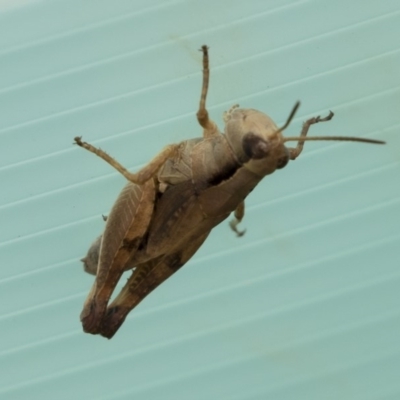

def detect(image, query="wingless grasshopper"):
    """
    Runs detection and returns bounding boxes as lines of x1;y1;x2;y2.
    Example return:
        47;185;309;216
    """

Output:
75;45;385;339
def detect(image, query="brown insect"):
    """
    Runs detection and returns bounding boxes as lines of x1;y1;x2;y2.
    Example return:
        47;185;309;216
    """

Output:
75;45;385;339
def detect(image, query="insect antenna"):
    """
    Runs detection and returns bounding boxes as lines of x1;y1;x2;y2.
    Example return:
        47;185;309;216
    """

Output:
283;135;385;145
275;101;385;145
274;101;300;134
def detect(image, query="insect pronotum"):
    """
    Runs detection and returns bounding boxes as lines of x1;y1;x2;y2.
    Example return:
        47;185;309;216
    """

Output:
75;45;385;339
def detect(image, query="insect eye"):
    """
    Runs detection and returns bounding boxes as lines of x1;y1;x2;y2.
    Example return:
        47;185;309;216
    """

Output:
242;132;269;159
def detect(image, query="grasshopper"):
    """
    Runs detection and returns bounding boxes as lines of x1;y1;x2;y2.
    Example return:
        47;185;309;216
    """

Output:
75;45;384;339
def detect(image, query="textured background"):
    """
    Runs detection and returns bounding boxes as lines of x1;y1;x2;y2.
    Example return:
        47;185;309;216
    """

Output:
0;1;399;399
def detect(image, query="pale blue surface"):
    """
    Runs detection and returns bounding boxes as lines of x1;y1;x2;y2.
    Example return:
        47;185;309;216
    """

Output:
0;1;399;399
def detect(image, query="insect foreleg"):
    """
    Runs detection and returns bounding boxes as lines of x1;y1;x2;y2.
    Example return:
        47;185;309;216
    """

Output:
289;111;334;160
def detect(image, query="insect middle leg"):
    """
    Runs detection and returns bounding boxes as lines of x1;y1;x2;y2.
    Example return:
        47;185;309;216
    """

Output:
196;45;221;138
289;111;334;160
229;201;246;237
74;137;180;184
